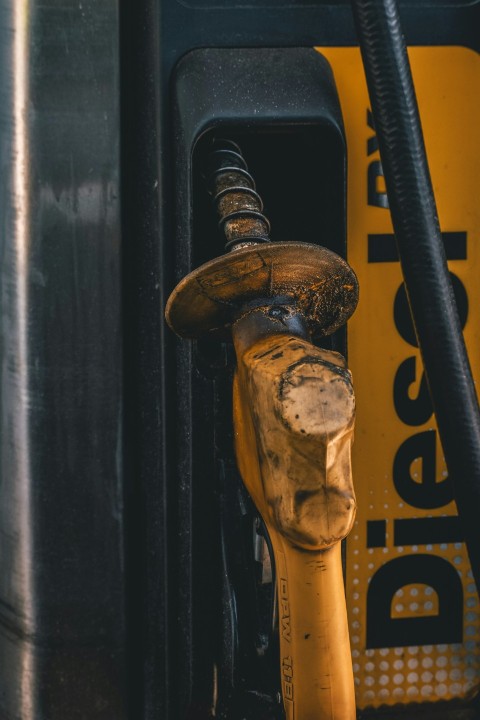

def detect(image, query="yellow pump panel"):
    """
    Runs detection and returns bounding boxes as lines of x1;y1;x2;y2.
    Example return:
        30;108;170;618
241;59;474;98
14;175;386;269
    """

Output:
317;46;480;709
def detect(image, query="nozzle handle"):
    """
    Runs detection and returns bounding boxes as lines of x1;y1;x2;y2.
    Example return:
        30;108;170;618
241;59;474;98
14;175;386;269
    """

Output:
233;321;356;719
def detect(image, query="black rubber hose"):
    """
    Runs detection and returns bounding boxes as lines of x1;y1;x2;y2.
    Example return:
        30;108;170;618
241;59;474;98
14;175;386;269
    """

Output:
351;0;480;592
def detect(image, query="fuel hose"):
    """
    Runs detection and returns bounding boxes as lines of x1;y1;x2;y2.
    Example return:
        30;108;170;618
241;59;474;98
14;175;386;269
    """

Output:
351;0;480;593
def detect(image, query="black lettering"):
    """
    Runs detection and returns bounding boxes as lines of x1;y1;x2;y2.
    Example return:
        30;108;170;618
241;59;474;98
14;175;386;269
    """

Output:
393;430;453;509
394;516;463;546
368;135;379;156
368;160;389;208
281;616;291;642
394;356;433;426
367;519;387;548
394;273;468;347
368;232;467;264
366;555;463;648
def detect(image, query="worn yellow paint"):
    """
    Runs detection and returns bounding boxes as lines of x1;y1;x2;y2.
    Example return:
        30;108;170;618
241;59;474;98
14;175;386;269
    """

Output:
233;323;356;719
316;46;480;708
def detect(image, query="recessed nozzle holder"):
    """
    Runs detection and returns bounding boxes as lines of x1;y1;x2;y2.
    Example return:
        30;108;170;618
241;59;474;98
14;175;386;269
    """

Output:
166;139;359;720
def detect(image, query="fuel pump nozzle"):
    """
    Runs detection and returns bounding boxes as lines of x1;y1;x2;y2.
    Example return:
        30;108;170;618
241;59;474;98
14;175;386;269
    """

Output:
166;141;359;719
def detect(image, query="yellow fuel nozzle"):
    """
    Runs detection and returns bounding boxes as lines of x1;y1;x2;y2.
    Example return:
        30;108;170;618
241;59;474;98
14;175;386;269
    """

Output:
233;306;356;720
165;140;359;719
